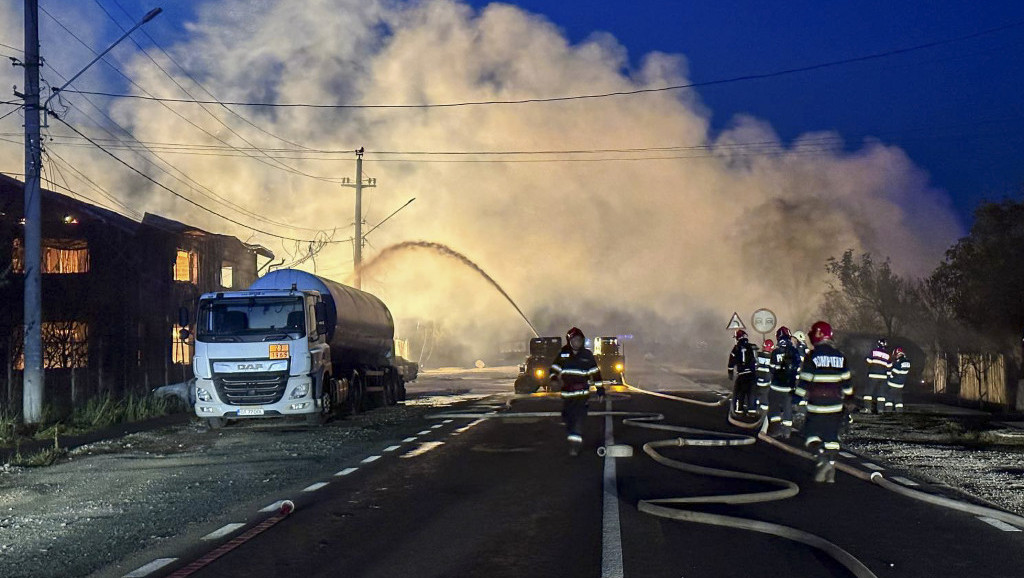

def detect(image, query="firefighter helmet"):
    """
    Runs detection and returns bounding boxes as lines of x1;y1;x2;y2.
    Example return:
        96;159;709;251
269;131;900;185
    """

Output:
763;339;775;352
566;327;585;342
776;326;791;340
809;321;833;345
894;346;905;358
735;329;748;340
793;330;807;345
877;337;888;349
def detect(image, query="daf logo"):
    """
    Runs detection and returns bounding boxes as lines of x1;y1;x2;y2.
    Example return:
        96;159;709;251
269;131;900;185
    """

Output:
237;363;265;371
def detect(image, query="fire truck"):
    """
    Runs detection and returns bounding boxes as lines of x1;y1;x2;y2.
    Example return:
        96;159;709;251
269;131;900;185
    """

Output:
513;336;563;394
594;336;626;384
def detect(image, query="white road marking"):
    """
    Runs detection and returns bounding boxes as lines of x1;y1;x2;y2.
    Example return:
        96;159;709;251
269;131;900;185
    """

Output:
123;558;177;577
891;476;920;486
402;437;418;443
978;516;1022;532
443;419;453;424
259;500;288;513
431;424;444;429
302;482;329;492
453;419;485;434
862;462;885;471
400;441;445;459
839;451;857;458
334;467;358;477
361;455;382;464
201;523;246;541
417;430;432;435
383;445;401;452
602;396;625;578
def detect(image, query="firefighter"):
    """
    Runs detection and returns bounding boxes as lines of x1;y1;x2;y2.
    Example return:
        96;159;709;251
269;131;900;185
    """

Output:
886;347;911;413
796;321;853;483
728;329;758;416
768;331;800;437
792;330;810;362
754;339;774;417
549;327;603;456
864;338;892;414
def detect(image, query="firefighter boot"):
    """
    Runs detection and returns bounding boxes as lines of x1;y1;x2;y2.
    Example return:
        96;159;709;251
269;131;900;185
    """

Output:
813;450;833;483
568;434;582;457
824;449;838;483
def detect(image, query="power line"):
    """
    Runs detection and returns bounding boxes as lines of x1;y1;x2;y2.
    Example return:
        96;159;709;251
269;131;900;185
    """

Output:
62;19;1024;109
0;41;21;53
55;117;353;244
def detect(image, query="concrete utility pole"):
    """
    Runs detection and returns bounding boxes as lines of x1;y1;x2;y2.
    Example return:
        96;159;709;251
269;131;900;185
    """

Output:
340;147;375;289
22;0;44;424
20;4;161;423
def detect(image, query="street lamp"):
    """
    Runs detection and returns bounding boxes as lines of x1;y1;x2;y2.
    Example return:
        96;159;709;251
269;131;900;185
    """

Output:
21;4;162;424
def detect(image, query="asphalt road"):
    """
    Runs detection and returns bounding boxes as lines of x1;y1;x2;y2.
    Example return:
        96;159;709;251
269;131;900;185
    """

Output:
124;366;1024;578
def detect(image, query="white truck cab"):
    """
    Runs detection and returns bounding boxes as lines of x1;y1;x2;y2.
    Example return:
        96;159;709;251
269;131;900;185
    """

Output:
188;288;338;427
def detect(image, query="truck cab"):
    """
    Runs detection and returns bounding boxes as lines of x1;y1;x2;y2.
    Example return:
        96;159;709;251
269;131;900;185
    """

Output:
594;337;625;384
189;288;342;427
513;336;563;394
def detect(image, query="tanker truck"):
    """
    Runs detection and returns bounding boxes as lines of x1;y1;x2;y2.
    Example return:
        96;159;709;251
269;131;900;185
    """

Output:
183;269;414;428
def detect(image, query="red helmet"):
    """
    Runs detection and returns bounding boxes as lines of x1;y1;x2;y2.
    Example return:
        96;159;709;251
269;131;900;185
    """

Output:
776;326;791;340
566;327;585;342
763;339;775;352
894;347;905;358
809;321;833;345
735;329;748;340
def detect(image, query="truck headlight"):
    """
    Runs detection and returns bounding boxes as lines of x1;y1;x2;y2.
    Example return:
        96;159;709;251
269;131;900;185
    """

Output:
289;383;310;399
614;362;624;372
534;368;545;379
196;387;213;402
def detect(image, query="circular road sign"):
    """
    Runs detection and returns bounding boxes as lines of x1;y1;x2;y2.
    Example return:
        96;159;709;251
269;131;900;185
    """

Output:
750;308;777;335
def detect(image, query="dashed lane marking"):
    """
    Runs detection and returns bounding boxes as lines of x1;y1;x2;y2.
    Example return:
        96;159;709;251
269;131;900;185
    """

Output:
361;455;382;464
402;437;418;443
335;467;358;477
443;419;453;424
201;523;246;541
431;424;444;429
123;558;178;577
891;476;920;486
839;451;857;458
861;462;885;471
302;482;329;492
383;445;401;452
259;500;288;513
978;516;1022;532
417;430;432;435
400;441;444;459
453;419;486;435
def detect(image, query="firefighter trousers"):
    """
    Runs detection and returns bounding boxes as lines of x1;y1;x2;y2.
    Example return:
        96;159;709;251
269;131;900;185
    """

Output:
885;384;904;412
768;387;793;430
732;374;756;413
561;396;589;440
804;411;843;451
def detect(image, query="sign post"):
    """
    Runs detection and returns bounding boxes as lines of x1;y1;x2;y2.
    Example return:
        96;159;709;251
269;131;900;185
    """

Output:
750;308;777;343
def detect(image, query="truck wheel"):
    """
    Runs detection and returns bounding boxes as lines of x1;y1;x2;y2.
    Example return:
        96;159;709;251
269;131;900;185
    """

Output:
397;378;406;402
347;376;365;416
383;374;397;406
206;417;226;430
514;375;539;394
307;377;334;425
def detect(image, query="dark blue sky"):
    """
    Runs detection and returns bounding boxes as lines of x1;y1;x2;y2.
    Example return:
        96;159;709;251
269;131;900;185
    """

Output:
125;0;1024;225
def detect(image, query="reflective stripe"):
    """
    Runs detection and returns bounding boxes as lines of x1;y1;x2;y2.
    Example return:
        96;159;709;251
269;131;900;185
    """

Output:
895;403;904;408
551;364;562;372
770;385;793;392
567;434;582;443
862;395;873;401
805;435;822;445
807;403;844;413
867;374;887;379
891;369;909;375
824;442;841;450
798;372;815;381
781;420;793;426
769;416;782;423
560;390;591;398
794;387;807;397
887;382;904;388
559;369;591;376
588;367;601;375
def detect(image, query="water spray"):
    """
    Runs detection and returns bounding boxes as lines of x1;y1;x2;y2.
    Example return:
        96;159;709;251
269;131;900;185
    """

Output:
356;240;540;337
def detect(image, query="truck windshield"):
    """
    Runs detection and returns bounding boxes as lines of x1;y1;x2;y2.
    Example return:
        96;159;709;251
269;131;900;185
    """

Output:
197;297;305;341
530;337;562;358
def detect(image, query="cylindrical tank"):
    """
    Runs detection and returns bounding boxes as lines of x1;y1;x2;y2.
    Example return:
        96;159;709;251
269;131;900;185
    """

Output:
249;269;394;369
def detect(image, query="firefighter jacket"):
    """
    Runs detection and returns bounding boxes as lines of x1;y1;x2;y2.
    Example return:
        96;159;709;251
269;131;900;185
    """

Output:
888;357;911;388
796;341;853;414
550;345;602;398
769;339;801;392
866;346;891;380
728;339;757;377
756;348;773;387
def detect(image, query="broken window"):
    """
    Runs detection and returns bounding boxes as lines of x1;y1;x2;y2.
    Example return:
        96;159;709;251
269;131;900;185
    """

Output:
220;263;234;288
174;249;199;283
12;238;90;274
172;325;192;365
14;321;89;369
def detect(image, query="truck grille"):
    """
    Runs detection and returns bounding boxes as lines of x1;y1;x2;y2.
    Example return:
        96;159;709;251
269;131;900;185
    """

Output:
213;371;288;406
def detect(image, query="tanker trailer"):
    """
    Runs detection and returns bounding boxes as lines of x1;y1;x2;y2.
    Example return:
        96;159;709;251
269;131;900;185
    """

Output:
185;269;409;428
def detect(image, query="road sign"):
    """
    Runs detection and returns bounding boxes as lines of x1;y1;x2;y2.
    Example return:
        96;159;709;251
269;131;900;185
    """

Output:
751;308;777;335
726;312;745;330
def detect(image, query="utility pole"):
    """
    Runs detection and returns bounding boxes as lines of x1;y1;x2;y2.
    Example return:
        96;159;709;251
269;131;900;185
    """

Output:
340;147;375;289
22;0;44;424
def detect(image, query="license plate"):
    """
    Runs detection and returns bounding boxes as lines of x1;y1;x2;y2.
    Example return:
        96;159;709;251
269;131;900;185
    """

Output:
237;408;265;416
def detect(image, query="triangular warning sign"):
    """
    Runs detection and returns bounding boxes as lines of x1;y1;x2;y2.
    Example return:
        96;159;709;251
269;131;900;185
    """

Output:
726;312;745;330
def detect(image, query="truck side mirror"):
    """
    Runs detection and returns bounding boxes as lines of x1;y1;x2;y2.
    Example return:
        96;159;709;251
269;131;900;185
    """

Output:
314;302;328;337
179;328;191;341
178;306;190;328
